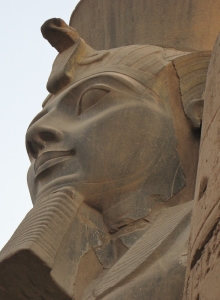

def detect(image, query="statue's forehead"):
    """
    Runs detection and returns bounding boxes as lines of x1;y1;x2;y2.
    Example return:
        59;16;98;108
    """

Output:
47;44;170;95
42;71;161;108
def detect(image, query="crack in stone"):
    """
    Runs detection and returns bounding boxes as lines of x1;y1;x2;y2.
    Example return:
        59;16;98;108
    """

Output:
190;219;220;270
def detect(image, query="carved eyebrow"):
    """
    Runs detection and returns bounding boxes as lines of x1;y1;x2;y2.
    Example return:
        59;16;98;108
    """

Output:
86;73;159;103
42;72;160;110
70;73;156;100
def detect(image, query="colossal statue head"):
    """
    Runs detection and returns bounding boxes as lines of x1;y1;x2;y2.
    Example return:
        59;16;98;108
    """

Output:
25;19;208;232
0;2;217;299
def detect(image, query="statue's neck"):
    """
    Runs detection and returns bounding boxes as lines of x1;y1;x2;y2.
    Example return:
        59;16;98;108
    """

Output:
102;188;166;233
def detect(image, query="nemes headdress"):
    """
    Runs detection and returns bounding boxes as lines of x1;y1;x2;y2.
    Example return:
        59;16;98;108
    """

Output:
41;18;210;128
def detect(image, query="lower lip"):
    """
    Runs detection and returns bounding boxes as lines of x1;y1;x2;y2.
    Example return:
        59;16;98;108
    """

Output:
35;156;73;177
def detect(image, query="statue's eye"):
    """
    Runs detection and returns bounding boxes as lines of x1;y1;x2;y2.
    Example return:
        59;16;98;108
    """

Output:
78;88;109;115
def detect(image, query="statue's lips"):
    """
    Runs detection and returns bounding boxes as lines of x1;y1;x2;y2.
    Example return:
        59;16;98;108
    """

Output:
35;150;75;176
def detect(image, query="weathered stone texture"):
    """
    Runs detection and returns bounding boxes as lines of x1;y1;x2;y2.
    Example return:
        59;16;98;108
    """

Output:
183;33;220;300
0;2;219;299
0;18;205;299
70;0;220;51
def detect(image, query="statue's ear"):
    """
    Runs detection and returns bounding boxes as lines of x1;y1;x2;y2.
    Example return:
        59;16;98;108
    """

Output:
173;51;211;128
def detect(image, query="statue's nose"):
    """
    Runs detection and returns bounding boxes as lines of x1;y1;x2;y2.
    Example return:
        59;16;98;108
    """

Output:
26;124;64;159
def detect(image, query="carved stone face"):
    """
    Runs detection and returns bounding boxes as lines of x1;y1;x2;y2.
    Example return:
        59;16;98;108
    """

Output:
26;70;183;211
0;17;209;300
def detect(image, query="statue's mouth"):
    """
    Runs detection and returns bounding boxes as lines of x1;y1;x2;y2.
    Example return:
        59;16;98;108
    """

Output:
34;150;76;176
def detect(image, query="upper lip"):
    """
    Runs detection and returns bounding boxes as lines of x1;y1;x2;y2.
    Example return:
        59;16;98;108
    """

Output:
34;149;76;176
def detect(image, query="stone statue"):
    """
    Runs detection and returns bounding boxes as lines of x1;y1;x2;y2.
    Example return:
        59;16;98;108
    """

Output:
1;1;220;299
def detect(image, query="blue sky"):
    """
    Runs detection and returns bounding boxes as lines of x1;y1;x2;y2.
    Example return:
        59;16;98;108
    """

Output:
0;0;80;249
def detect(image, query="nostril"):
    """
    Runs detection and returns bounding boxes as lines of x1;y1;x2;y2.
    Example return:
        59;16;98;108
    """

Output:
26;141;41;159
39;131;57;142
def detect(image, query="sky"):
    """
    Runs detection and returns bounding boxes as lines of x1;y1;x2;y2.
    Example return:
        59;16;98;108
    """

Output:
0;0;80;250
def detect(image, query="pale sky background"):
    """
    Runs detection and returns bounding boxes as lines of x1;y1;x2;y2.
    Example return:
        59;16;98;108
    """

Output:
0;0;80;250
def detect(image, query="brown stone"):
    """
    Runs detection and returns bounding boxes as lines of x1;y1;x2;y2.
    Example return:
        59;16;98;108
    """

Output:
183;33;220;300
70;0;220;51
0;2;218;299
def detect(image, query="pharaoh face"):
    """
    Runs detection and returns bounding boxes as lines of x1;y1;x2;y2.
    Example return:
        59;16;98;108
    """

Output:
26;70;182;210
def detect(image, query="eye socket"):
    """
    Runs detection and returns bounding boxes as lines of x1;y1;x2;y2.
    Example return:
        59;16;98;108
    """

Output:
78;88;109;115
